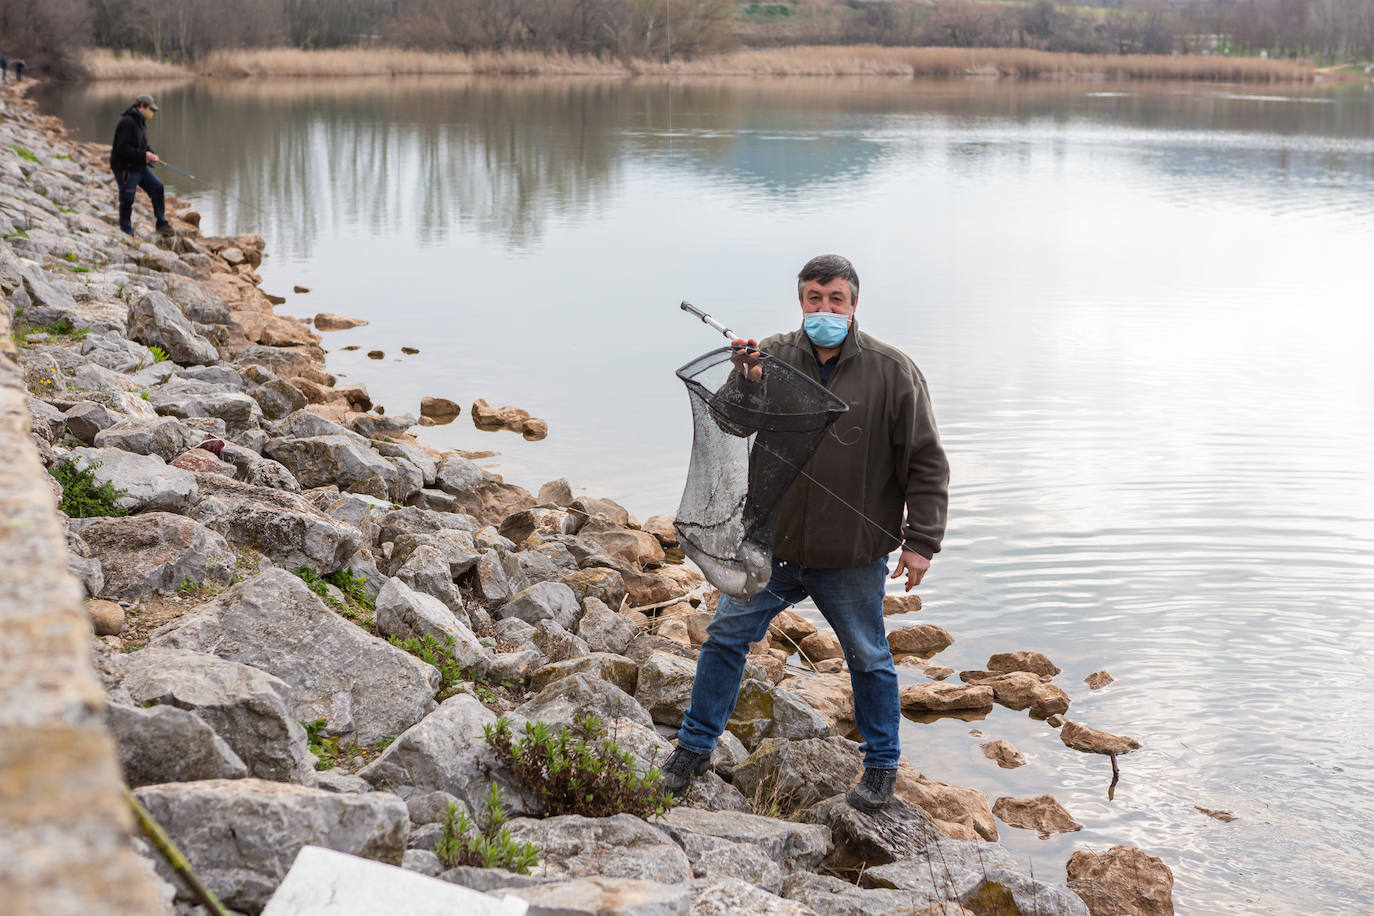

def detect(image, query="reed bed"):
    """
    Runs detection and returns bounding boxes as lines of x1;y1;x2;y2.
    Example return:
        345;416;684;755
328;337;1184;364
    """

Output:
82;45;1314;83
81;49;194;80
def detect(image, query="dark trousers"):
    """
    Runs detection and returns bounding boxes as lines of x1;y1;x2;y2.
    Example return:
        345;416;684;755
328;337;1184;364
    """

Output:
113;167;166;234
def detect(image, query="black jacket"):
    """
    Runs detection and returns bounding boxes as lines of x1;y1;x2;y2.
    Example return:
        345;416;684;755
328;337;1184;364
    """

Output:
110;107;153;172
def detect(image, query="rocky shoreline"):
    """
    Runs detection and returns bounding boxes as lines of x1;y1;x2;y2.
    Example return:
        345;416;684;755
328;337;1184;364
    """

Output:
1;82;1174;916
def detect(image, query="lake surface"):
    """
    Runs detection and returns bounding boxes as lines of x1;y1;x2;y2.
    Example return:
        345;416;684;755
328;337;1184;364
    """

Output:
38;75;1374;913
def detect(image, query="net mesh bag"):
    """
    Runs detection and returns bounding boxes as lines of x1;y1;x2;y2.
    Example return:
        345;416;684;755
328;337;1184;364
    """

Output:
674;347;849;598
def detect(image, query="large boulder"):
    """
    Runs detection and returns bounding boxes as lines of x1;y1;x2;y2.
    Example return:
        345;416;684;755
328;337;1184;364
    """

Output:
504;814;691;884
392;544;465;612
898;682;994;715
777;674;856;738
433;454;534;525
127;291;220;364
575;597;637;655
106;702;248;787
576;519;665;569
1066;845;1174;916
658;807;831;875
862;840;1091;915
266;435;414;502
116;647;317;784
514;673;654;732
731;737;864;813
987;650;1061;678
804;795;942;873
496;581;580;631
73;512;235;600
374;578;487;674
389;529;480;578
964;671;1070;719
134;779;408;913
189;473;364;573
149;570;439;744
66;447;197;514
886;624;953;658
634;651;698;727
527;653;639;696
94;416;201;462
359;694;536;818
895;765;998;843
147;379;262;435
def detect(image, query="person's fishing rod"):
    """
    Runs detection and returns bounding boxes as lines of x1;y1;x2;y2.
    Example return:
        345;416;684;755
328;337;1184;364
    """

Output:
680;301;760;355
157;159;260;212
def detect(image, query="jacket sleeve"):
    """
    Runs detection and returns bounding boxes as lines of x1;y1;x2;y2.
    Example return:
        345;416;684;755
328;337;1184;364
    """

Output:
891;365;949;558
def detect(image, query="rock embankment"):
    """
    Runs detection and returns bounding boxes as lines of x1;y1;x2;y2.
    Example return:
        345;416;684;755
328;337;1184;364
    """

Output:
0;82;1171;916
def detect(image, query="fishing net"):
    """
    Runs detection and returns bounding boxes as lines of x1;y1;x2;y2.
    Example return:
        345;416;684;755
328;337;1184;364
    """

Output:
674;347;849;598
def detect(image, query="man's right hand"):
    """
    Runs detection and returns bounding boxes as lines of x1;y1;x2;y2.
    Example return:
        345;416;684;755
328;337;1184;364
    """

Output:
731;337;764;381
146;151;160;164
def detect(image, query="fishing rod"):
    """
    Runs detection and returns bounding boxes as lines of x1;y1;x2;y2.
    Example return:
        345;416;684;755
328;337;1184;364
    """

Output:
157;159;260;212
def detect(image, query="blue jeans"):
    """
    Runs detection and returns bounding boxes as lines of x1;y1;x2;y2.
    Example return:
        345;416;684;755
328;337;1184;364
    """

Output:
677;556;901;769
113;167;166;234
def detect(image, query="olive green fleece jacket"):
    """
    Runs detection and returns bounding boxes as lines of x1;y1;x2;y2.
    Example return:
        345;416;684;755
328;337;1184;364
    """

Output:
760;321;949;568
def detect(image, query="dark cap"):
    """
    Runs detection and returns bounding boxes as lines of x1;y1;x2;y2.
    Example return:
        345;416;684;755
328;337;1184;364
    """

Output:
135;93;159;111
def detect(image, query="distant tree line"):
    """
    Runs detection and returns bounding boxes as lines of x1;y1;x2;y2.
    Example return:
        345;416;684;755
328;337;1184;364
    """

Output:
2;0;1370;78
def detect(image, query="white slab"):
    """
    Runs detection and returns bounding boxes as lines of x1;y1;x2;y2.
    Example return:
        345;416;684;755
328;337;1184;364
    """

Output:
261;846;528;916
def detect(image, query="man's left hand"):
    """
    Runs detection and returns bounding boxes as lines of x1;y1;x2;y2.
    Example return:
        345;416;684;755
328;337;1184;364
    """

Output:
891;549;930;592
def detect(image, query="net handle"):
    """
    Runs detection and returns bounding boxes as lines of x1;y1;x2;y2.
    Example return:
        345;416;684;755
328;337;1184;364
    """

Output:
680;301;761;355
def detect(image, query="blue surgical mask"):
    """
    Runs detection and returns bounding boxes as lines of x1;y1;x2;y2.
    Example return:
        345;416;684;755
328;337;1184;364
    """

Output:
803;312;851;348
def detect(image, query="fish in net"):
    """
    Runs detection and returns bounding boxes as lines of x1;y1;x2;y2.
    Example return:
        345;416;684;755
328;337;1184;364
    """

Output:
673;347;849;598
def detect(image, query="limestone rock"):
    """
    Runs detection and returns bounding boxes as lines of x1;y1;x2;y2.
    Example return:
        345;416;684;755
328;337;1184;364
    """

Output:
881;593;923;616
127;291;219;364
981;738;1026;769
861;840;1090;915
375;577;485;673
577;519;664;569
267;435;411;502
314;313;369;331
515;672;654;732
498;876;687;916
497;581;580;632
67;446;197;514
887;624;953;657
147;380;263;436
798;630;843;663
94;416;200;462
361;693;536;818
434;454;534;525
106;702;249;787
894;766;998;843
992;795;1082;838
979;671;1070;719
390;529;481;578
732;737;863;813
560;567;626;611
74;512;235;600
783;872;968;916
805;794;942;872
690;877;815;915
777;674;856;738
1059;720;1141;756
634;651;697;727
504;814;691;884
575;597;637;655
150;569;439;744
134;779;408;912
62;401;121;444
658;807;831;875
1066;845;1174;916
251;377;309;421
988;651;1061;678
528;653;638;696
899;683;994;714
769;610;817;647
393;543;465;611
116;646;316;784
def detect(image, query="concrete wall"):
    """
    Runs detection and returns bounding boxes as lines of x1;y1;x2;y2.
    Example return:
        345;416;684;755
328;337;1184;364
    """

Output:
0;288;163;912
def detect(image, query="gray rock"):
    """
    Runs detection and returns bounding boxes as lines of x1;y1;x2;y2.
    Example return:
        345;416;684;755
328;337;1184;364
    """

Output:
527;653;639;696
393;544;465;612
106;702;249;787
315;771;373;794
351;412;417;439
473;548;526;603
266;436;410;502
574;597;637;655
505;814;691;884
732;737;864;814
675;832;785;892
18;263;79;318
67;446;197;514
127;291;219;365
390;529;481;578
408;822;445;851
400;849;444;878
498;876;689;916
782;872;970;916
134;779;408;912
659;807;831;875
375;441;437;486
178;365;245;389
497;581;579;631
243;456;301;492
62;401;121;443
251;378;308;421
558;565;627;610
440;865;549;892
81;331;155;373
486;647;545;683
404;790;465;826
73;362;135;394
27;394;66;441
74;512;235;600
148;380;262;435
94;416;200;462
313;491;391;545
408;488;457;512
514;672;653;732
634;651;698;728
376;505;480;543
805;795;942;872
189;473;364;573
514;543;578;586
710;730;750;779
360;693;536;817
149;569;440;744
268;409;367;443
116;647;316;784
374;577;487;674
691;877;816;915
861;841;1090;916
773;685;836;742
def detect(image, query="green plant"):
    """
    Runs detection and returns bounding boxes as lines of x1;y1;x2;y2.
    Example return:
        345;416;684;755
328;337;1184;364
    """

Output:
485;715;673;819
434;784;540;874
323;567;374;611
3;231;29;240
292;566;343;609
49;458;129;518
9;144;39;163
148;345;170;363
302;717;340;770
177;577;200;596
63;252;77;262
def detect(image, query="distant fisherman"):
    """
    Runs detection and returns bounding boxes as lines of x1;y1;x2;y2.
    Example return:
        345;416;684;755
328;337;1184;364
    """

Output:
1;56;8;82
109;93;173;238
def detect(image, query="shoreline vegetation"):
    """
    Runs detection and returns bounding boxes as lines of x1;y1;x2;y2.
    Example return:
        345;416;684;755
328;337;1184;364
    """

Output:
81;45;1319;83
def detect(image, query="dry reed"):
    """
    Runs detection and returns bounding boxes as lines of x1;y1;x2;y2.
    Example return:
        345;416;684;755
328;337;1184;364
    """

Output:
81;49;194;80
81;45;1314;83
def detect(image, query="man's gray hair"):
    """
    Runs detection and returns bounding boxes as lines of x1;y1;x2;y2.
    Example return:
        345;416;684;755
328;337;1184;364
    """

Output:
797;254;859;302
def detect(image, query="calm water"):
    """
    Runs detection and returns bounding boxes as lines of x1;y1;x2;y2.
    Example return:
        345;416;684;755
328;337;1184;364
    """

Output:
38;76;1374;913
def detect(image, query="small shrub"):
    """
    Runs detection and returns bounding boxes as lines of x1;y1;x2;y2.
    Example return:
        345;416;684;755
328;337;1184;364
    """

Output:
148;345;170;363
324;567;374;611
177;577;200;596
435;783;540;874
485;715;673;819
10;144;40;163
50;458;129;518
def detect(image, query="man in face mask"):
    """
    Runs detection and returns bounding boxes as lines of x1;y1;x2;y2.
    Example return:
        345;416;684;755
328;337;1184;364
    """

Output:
664;253;950;812
109;93;173;238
